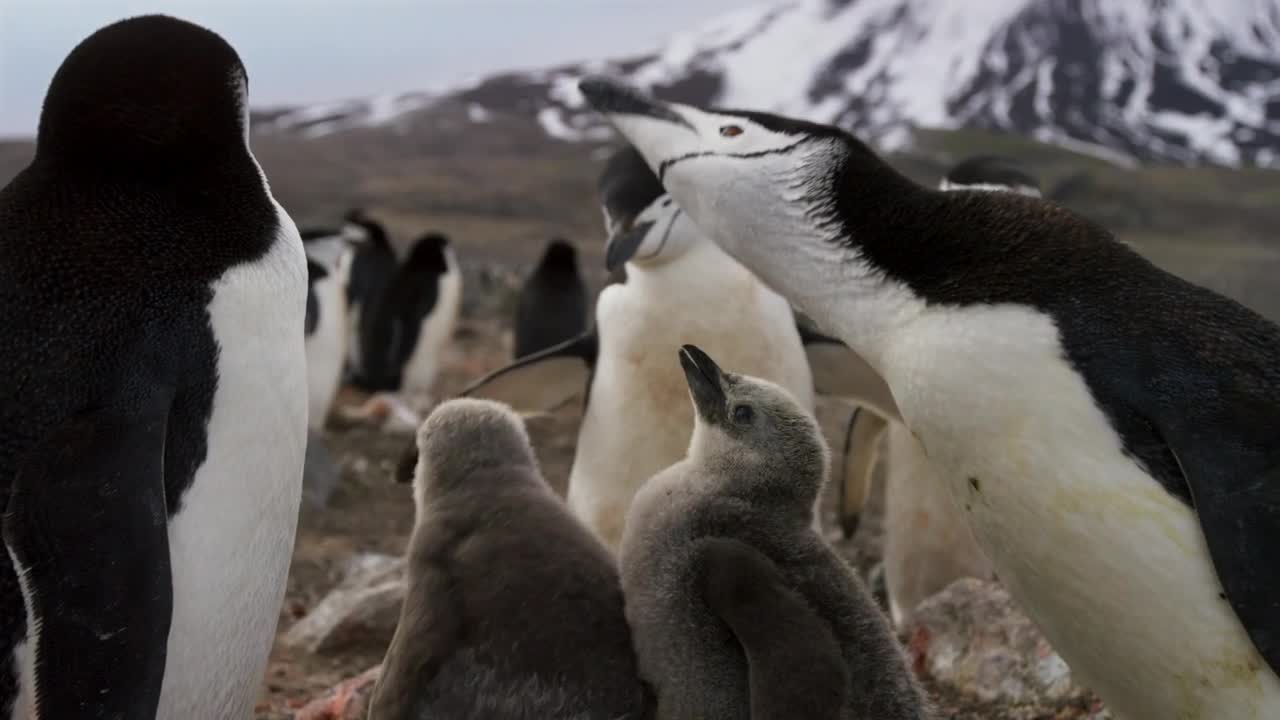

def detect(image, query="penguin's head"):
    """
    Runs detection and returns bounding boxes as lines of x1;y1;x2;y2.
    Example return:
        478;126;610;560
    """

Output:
410;398;538;511
598;146;703;271
678;345;830;503
940;156;1041;197
580;77;869;291
343;209;390;249
539;239;580;274
404;233;453;275
37;15;251;166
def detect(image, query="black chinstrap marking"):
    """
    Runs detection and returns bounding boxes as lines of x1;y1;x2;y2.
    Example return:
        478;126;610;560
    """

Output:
657;139;809;182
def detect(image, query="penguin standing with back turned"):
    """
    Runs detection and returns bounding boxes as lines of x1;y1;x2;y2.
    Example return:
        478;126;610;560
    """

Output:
513;238;589;359
0;15;307;717
358;231;463;411
581;77;1280;719
343;208;398;388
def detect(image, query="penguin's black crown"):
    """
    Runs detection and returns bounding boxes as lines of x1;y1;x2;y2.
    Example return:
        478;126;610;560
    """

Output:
37;15;250;166
598;146;664;229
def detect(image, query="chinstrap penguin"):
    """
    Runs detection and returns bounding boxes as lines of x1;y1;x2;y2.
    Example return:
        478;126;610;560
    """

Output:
303;230;354;430
513;238;589;359
358;231;462;409
620;345;931;720
342;208;398;389
0;15;307;717
369;398;650;720
462;145;819;551
581;76;1280;719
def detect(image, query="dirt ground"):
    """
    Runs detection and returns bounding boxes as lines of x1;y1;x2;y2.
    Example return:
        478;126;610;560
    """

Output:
252;314;1096;720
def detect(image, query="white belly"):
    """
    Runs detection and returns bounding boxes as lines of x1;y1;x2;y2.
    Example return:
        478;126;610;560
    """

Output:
568;254;815;551
158;228;307;717
882;421;992;626
305;272;347;430
400;265;462;404
885;303;1280;720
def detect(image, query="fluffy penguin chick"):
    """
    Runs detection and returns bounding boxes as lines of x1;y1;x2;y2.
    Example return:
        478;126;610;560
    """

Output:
620;346;931;720
370;399;650;720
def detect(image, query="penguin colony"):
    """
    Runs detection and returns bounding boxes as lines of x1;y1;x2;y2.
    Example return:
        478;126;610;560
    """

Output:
1;12;1276;720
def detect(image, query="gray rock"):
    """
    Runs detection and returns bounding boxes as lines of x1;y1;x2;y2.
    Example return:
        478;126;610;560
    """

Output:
282;554;407;655
903;579;1110;717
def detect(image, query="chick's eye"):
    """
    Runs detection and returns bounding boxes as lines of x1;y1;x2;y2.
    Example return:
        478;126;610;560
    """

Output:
719;125;744;138
733;404;754;424
661;198;673;207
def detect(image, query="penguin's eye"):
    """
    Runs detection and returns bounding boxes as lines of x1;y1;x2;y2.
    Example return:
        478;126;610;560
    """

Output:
661;198;673;208
719;125;744;138
733;404;754;424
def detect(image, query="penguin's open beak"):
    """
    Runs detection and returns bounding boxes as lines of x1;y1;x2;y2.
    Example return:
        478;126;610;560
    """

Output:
604;221;653;272
579;77;692;130
679;344;728;423
580;76;699;180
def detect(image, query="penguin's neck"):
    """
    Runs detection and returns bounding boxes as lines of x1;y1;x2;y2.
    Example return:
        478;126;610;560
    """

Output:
627;239;755;293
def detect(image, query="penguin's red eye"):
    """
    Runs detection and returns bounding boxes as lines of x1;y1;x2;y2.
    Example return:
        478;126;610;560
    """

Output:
719;125;744;138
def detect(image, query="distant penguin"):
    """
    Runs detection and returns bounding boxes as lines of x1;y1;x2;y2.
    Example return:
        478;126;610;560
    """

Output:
370;399;651;720
463;146;822;551
358;232;462;408
0;15;306;717
513;238;588;359
342;208;398;386
581;77;1280;719
303;230;354;429
620;346;930;720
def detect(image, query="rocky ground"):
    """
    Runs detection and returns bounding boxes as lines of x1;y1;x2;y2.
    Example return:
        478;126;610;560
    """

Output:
252;303;1113;720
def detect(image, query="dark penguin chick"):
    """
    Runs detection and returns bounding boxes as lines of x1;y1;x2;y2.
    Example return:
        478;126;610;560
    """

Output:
581;76;1280;719
342;208;398;384
369;399;651;720
356;232;461;400
620;346;931;720
0;14;307;718
513;238;588;359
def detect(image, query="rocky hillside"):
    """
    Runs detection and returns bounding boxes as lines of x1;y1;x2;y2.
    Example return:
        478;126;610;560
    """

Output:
256;0;1280;168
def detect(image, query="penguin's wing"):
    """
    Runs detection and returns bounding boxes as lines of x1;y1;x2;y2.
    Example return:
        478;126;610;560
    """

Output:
370;534;466;720
2;395;173;718
836;406;890;539
797;323;902;423
696;538;847;720
461;328;598;412
1163;423;1280;675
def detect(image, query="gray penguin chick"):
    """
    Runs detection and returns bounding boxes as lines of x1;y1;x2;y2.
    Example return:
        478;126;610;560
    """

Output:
620;346;932;720
370;398;652;720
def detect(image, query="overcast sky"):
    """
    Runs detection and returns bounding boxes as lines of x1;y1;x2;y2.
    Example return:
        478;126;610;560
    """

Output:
0;0;744;136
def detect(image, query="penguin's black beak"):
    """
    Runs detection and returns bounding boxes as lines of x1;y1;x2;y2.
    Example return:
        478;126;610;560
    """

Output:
579;76;692;130
604;221;653;272
679;344;727;424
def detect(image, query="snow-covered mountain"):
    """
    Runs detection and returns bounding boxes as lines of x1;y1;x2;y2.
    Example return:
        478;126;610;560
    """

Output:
257;0;1280;168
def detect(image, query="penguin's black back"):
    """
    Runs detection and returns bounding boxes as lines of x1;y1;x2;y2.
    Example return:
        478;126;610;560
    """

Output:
943;155;1039;193
343;210;397;313
355;233;451;391
0;12;282;708
514;239;588;359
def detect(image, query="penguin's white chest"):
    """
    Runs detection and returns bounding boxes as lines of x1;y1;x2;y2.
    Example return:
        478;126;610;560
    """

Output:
569;258;813;549
883;303;1280;720
159;231;308;718
305;272;347;430
400;265;462;402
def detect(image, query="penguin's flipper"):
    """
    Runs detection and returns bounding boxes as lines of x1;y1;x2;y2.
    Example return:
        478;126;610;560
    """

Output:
697;538;847;720
837;406;890;538
1165;432;1280;675
3;398;173;718
461;329;598;412
797;324;902;423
